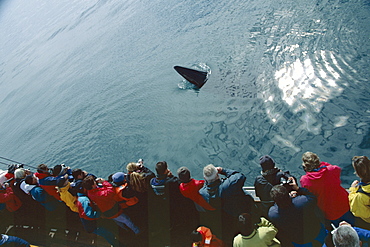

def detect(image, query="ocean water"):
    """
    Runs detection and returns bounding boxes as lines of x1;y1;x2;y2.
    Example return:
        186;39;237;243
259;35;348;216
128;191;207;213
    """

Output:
0;0;369;186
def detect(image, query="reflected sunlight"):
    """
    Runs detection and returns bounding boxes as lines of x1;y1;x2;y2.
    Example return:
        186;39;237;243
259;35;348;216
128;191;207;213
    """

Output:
275;49;343;113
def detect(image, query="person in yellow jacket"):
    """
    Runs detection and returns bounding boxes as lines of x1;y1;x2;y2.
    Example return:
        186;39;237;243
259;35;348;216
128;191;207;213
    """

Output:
349;155;370;228
192;226;225;247
56;176;78;213
233;213;280;247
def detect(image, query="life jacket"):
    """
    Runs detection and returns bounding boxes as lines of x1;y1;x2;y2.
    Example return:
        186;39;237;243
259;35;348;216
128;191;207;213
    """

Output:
87;181;124;219
179;179;216;211
193;226;225;247
114;183;138;209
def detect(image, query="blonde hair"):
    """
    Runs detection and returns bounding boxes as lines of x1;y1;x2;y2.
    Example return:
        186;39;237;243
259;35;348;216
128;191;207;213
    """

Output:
129;172;147;193
126;162;138;174
302;152;320;172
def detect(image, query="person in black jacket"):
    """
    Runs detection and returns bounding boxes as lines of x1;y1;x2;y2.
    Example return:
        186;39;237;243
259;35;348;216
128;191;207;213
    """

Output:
254;155;297;218
148;161;197;246
254;155;297;202
126;159;155;193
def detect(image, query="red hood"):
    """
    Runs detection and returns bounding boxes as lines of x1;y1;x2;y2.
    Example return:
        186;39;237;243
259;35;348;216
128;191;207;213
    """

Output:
304;162;333;179
34;172;49;179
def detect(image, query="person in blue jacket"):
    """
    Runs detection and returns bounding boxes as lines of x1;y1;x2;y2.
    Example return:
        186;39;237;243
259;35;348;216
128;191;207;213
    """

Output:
199;164;256;246
335;221;370;247
0;234;30;246
76;189;119;247
268;179;327;247
199;164;254;217
69;169;96;196
23;175;60;211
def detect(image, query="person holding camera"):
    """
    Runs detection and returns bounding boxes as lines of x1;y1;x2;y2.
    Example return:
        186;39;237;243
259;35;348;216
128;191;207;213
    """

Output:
126;159;155;194
300;152;354;228
23;174;60;211
268;178;327;247
254;155;297;202
12;168;36;205
199;164;256;246
254;155;297;218
4;164;24;182
34;164;63;201
69;169;97;197
82;175;140;235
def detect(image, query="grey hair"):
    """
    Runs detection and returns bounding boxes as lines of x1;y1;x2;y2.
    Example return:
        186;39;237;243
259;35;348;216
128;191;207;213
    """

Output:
14;168;26;179
332;225;360;247
203;164;218;182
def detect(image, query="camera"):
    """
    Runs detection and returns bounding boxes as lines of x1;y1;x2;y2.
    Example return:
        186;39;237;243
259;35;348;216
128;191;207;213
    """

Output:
135;159;144;172
280;176;293;185
53;164;72;177
8;164;24;174
280;174;294;192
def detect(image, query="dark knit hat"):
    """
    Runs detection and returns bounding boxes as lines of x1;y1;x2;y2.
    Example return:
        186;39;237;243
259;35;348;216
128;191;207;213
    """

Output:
177;167;191;183
53;165;62;176
259;155;275;171
112;172;127;184
53;164;68;177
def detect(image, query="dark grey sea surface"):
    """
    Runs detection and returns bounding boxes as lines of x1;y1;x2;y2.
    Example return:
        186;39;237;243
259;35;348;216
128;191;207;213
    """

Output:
0;0;369;186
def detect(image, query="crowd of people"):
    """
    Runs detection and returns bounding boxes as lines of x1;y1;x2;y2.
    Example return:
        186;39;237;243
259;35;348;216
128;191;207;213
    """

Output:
0;153;369;247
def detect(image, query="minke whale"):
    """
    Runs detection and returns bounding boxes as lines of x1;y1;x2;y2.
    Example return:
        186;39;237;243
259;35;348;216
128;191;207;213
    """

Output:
174;66;208;89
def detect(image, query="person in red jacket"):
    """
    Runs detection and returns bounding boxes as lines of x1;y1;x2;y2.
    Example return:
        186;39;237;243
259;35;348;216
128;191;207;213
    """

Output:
0;182;22;212
76;188;119;246
110;172;139;209
177;166;215;212
34;164;62;201
299;151;355;227
82;175;140;234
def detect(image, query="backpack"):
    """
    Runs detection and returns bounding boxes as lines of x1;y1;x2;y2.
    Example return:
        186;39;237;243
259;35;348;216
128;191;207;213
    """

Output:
356;186;370;196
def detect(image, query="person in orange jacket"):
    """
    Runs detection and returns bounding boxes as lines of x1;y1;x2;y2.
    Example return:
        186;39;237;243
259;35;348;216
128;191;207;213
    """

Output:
191;226;225;247
177;167;215;212
82;175;140;234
